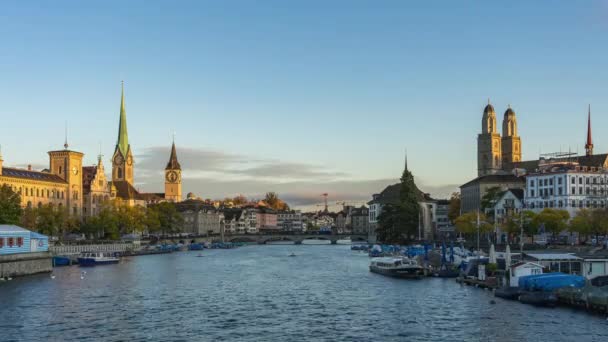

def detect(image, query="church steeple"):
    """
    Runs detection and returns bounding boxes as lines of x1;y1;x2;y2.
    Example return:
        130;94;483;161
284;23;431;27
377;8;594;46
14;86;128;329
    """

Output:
585;104;594;156
166;141;181;170
116;81;129;157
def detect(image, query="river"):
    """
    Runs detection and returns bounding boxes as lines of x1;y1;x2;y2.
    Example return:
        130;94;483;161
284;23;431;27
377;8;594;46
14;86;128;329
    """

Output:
0;245;607;341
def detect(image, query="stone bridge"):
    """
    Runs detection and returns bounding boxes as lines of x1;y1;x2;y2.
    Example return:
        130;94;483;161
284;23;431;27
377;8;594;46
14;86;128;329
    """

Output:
222;234;368;245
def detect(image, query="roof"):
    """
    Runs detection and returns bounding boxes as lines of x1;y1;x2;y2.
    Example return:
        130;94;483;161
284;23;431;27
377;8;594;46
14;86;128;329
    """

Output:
526;253;582;261
139;193;166;202
0;225;30;233
483;103;495;115
368;182;434;205
504;107;515;117
111;181;144;200
1;167;67;184
509;154;608;173
460;174;525;189
166;142;181;170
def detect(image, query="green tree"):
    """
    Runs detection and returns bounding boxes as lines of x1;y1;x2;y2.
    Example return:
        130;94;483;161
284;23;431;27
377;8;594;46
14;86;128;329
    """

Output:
569;209;593;243
376;166;420;243
0;185;22;225
447;192;461;222
454;211;493;235
20;206;37;229
480;186;504;213
35;204;63;238
150;202;184;236
532;208;570;238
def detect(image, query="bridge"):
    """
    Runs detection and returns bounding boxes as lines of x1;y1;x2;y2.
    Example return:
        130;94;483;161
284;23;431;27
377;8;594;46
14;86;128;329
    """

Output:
218;233;368;245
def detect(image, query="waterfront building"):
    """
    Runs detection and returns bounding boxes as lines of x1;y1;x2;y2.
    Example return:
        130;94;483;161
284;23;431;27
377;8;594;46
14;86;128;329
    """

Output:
491;189;524;243
0;225;48;255
434;199;454;239
256;207;278;232
350;206;369;235
0;143;83;214
523;158;608;217
221;208;243;234
460;174;525;214
82;155;112;217
277;210;303;232
177;195;223;236
508;262;544;287
334;209;349;233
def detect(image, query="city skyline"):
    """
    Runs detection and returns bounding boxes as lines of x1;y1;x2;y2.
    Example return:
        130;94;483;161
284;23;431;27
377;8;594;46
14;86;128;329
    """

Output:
2;1;608;207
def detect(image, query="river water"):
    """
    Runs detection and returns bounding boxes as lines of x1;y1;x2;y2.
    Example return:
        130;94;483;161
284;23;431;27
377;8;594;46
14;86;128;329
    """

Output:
1;245;607;342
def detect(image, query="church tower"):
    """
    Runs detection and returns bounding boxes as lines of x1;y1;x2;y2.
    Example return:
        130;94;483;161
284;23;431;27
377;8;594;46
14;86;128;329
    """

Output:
477;101;502;176
585;105;594;156
48;140;84;216
112;82;134;185
164;140;182;202
501;105;522;169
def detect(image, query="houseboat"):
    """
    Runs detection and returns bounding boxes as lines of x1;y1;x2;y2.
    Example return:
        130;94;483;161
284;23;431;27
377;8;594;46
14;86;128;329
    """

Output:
77;252;120;266
369;257;423;279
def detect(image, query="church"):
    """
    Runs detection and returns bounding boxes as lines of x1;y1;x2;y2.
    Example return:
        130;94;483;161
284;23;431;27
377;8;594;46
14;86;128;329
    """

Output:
460;101;608;213
0;83;184;217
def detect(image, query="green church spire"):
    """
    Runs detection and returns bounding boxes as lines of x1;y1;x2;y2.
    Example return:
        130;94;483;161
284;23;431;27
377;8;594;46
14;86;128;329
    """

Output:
116;81;129;156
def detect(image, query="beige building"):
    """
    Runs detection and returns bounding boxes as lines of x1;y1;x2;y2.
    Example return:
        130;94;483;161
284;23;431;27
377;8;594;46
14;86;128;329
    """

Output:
459;174;525;214
82;156;112;217
0;142;84;215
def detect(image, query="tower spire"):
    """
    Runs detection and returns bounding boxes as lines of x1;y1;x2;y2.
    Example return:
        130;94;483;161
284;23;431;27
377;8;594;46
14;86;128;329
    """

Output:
585;104;593;156
166;138;181;170
64;121;69;149
116;81;129;156
404;148;408;172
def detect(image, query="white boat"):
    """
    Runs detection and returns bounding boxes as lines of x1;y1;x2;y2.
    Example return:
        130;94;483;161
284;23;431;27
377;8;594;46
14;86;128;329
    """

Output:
369;257;424;279
78;252;120;266
336;238;352;245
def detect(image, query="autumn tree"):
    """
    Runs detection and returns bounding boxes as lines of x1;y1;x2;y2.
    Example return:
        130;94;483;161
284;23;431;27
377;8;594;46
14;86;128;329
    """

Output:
447;192;461;222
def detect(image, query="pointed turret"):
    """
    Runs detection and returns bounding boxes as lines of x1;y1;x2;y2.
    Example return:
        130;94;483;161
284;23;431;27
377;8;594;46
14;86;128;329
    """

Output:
585;104;593;156
116;82;129;157
166;141;181;170
404;148;408;172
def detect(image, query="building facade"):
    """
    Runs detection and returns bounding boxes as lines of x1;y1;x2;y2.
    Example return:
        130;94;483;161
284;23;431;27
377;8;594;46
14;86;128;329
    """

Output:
177;198;223;236
277;210;303;232
460;174;525;214
350;206;369;235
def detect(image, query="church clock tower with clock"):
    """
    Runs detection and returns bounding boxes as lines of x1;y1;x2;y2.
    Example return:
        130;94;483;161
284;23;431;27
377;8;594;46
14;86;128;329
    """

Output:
164;141;182;203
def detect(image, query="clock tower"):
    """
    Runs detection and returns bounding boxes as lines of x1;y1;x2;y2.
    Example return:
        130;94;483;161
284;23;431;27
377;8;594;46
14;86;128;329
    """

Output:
164;141;182;203
49;141;84;216
112;82;134;185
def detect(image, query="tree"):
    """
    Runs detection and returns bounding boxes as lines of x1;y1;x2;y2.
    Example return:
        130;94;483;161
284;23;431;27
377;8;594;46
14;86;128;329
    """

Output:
0;185;22;225
35;204;63;238
447;192;461;222
532;208;570;238
376;166;420;243
20;206;37;229
569;209;593;243
232;195;248;206
480;186;504;213
263;192;290;211
454;211;493;235
149;202;184;236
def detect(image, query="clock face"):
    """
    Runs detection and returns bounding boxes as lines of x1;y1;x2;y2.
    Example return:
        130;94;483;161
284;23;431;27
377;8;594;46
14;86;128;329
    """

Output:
127;156;133;166
72;166;79;175
114;155;124;166
166;171;179;183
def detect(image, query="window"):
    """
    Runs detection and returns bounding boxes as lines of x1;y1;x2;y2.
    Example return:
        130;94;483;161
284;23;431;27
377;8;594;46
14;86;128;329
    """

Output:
558;177;562;185
0;238;4;248
549;189;553;196
572;187;576;195
16;237;23;247
530;190;535;197
579;188;583;195
558;188;562;195
572;177;576;184
549;179;553;186
59;166;62;174
579;177;583;184
530;180;535;187
7;237;14;247
117;168;123;179
586;178;590;184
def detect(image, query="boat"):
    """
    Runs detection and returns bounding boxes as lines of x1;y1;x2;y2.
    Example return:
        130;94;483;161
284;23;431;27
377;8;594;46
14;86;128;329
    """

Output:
369;257;424;279
77;252;120;266
289;253;296;257
518;291;558;307
188;243;204;251
52;256;71;267
336;238;352;245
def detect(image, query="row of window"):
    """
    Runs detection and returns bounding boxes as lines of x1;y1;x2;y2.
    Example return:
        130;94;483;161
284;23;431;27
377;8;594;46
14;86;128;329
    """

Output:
0;237;24;248
530;176;608;188
5;185;66;200
527;200;607;209
530;186;608;197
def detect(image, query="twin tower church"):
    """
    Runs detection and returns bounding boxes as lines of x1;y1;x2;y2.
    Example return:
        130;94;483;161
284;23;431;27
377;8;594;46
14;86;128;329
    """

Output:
0;84;182;217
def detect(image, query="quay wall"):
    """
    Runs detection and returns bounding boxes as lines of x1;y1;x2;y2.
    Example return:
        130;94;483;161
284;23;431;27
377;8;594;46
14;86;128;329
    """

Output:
50;243;133;255
0;252;52;278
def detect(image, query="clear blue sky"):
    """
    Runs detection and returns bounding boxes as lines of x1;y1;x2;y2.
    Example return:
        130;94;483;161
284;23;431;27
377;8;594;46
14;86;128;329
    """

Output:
1;1;608;206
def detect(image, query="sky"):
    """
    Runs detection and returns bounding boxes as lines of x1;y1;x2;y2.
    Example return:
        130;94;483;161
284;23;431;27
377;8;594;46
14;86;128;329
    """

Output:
1;1;608;210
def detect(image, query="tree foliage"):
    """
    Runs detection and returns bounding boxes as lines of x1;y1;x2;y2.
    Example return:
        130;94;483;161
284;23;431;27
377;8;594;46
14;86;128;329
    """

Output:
0;185;22;225
480;186;504;213
447;192;461;222
454;211;493;235
263;192;290;211
376;167;420;243
532;208;570;237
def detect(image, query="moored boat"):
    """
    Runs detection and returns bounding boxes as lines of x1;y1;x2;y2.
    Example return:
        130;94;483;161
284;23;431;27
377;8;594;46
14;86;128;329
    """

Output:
369;257;423;279
494;287;520;300
77;252;120;266
52;256;71;267
518;291;558;307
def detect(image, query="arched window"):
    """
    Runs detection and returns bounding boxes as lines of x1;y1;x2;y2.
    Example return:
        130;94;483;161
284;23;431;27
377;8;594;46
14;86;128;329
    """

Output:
27;201;32;208
117;168;123;179
38;202;42;209
59;166;62;174
36;188;39;197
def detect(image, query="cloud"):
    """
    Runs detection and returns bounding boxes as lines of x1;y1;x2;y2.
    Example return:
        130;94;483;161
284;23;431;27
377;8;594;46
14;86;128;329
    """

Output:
133;146;457;210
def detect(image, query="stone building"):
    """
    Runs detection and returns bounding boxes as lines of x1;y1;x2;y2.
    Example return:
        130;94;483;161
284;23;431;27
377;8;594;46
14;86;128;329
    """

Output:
0;142;83;215
176;195;223;236
478;102;522;177
82;156;112;217
350;206;369;235
277;210;303;232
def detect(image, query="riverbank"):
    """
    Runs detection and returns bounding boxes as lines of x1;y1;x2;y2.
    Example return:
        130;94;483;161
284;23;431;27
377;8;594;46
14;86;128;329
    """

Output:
0;251;52;278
